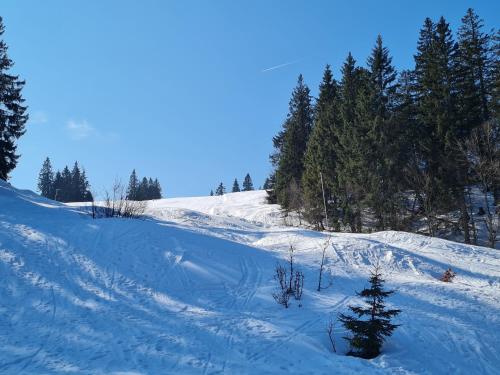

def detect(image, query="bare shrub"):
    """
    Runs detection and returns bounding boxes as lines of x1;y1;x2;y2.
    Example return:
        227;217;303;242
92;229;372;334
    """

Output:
440;268;456;282
91;179;146;219
317;237;334;292
326;318;337;353
272;263;290;308
287;244;295;293
293;270;304;302
272;243;305;308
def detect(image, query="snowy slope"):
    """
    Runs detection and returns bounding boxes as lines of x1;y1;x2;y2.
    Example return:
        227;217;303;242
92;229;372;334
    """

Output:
1;182;499;374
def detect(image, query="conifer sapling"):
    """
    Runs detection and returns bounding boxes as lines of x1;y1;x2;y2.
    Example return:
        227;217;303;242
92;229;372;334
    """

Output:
339;263;400;359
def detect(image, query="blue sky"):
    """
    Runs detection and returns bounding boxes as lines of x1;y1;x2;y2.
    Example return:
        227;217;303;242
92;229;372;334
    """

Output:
3;0;499;197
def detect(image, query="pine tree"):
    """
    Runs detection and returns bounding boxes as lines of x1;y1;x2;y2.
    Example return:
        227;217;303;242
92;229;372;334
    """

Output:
152;178;162;199
138;177;149;200
210;190;214;196
263;177;271;190
453;9;495;242
0;17;28;180
491;31;500;205
302;65;340;228
37;157;54;199
126;169;139;200
148;177;154;199
365;35;400;230
339;264;401;359
80;168;91;201
70;162;82;201
336;53;366;232
232;178;240;192
53;171;63;202
413;16;462;235
456;8;492;132
58;166;72;202
215;182;225;196
242;173;254;191
273;75;313;210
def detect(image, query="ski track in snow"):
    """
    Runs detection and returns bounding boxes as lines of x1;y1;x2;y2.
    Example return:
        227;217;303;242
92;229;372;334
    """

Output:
0;182;499;374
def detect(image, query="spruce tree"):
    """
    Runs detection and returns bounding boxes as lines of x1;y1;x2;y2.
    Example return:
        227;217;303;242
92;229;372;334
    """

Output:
302;65;340;228
0;17;28;180
215;182;225;196
454;9;494;241
263;177;272;190
70;162;82;201
152;178;162;199
37;157;54;199
456;8;492;131
138;177;149;200
80;168;91;201
339;264;401;359
210;190;214;196
413;16;462;235
242;173;254;191
273;75;313;210
53;171;62;202
336;53;366;232
148;177;154;199
365;35;400;230
59;166;72;202
232;178;240;192
127;169;139;200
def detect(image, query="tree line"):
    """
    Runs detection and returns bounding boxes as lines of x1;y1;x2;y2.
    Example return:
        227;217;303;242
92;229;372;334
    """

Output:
38;157;92;202
211;173;254;196
269;9;499;246
126;169;162;201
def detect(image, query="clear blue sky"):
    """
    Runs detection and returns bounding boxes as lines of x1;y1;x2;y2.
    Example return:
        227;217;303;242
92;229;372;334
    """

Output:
3;0;499;197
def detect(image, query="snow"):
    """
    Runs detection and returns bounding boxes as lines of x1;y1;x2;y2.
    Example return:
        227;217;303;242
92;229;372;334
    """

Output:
1;182;499;374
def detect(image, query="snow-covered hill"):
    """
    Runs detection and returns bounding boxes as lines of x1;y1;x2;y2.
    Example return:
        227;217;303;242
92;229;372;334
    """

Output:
1;181;499;374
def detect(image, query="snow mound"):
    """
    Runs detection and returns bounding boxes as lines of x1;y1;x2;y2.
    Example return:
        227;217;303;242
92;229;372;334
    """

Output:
1;181;499;374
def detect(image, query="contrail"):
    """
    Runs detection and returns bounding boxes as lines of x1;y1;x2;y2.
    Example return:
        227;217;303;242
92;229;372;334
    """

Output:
261;59;300;73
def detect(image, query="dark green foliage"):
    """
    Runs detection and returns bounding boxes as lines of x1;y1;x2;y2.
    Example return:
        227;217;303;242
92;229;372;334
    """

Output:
272;75;313;210
37;157;54;199
339;265;400;359
456;8;492;131
335;53;366;232
215;182;225;196
242;173;254;191
267;8;498;244
0;17;28;180
302;65;340;229
232;178;240;192
126;170;162;200
263;178;270;190
210;190;214;196
41;160;92;202
126;169;139;200
364;35;402;230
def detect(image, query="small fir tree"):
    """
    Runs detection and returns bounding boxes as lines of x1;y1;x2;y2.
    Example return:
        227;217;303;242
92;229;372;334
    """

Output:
152;178;162;199
242;173;254;191
37;157;54;199
215;182;225;196
339;264;401;359
126;169;139;200
273;75;313;208
138;177;149;200
232;178;240;192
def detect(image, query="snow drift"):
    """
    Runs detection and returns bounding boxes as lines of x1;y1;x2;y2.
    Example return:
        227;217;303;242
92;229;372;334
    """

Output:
1;181;499;374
